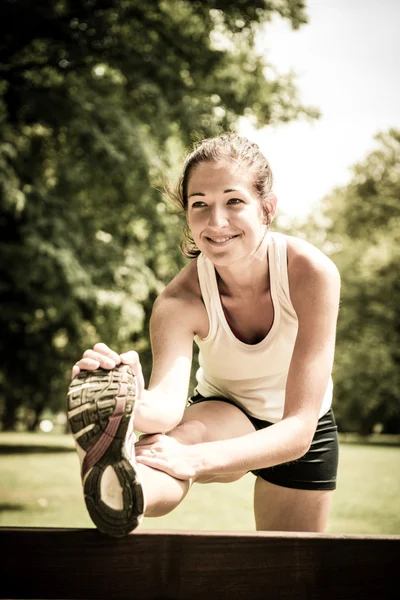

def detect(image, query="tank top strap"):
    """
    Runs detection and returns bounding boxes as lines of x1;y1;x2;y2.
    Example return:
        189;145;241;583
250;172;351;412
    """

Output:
269;232;297;317
196;253;218;341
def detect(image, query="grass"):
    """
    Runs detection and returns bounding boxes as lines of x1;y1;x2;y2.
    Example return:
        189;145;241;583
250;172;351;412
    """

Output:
1;432;399;534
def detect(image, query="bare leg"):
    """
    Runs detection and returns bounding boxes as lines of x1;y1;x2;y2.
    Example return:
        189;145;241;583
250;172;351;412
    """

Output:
254;477;334;532
139;401;256;518
68;368;255;534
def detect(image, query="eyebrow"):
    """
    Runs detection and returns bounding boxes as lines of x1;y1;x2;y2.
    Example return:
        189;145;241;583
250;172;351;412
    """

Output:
188;188;240;198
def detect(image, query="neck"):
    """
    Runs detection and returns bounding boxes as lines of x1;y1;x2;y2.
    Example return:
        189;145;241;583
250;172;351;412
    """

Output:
215;232;271;298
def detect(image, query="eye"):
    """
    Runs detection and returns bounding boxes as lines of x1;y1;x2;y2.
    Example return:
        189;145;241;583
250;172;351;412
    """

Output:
191;200;207;208
227;198;243;205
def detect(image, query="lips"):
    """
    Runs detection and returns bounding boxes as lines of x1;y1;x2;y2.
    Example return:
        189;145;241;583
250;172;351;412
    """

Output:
206;235;239;244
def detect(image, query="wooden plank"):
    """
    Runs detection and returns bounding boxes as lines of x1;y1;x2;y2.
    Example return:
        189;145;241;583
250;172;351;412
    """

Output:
1;527;399;600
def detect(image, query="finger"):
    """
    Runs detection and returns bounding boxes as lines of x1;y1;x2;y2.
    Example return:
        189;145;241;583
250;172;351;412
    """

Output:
134;442;152;452
75;357;101;371
135;455;168;471
137;433;163;445
93;343;121;364
135;455;187;481
82;349;116;369
71;364;80;379
134;446;153;457
119;350;140;367
135;442;162;455
135;439;152;448
120;351;144;396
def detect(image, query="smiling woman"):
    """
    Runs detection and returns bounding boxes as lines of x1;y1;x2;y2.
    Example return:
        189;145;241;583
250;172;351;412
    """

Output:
173;135;275;259
67;133;341;538
186;161;272;267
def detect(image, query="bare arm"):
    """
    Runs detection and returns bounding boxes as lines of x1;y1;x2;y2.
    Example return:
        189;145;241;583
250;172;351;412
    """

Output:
134;292;195;433
72;264;201;435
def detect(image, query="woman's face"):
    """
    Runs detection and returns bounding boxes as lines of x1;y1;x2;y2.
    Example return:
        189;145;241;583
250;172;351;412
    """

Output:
186;160;268;266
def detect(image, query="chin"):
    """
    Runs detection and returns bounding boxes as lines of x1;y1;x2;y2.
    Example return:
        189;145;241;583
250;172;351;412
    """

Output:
203;249;242;268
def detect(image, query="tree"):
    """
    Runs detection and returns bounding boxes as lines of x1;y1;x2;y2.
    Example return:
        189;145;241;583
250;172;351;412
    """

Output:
0;0;316;429
290;130;400;433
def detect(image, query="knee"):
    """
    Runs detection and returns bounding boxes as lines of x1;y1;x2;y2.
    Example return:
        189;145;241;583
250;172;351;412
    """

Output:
169;419;210;444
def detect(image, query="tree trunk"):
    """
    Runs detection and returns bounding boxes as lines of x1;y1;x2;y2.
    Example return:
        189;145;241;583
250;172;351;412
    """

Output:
1;395;19;431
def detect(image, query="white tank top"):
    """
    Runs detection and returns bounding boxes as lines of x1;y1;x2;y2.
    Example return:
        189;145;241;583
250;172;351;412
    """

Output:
194;232;333;422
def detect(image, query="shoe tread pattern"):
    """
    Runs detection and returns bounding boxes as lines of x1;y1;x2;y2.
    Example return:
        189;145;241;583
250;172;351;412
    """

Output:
68;368;135;451
67;365;143;537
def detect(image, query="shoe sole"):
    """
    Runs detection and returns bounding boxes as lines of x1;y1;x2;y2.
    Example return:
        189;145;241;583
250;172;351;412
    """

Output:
67;365;144;537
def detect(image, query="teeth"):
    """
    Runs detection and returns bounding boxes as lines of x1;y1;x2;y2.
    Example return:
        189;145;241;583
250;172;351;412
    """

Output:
209;237;232;243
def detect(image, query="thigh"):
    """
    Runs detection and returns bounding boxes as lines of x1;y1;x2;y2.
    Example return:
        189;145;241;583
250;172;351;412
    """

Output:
254;477;334;532
252;409;338;532
181;400;256;440
169;400;256;483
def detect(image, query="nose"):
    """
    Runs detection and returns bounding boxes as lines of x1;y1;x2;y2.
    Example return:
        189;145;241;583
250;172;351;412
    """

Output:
208;205;229;228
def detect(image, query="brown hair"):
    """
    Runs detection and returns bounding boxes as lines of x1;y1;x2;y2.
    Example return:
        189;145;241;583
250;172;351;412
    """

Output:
168;133;274;259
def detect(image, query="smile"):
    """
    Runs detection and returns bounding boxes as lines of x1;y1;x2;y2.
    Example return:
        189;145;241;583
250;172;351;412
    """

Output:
206;235;239;244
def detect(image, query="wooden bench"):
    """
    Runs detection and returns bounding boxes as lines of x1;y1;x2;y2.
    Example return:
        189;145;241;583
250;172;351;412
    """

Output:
1;527;399;599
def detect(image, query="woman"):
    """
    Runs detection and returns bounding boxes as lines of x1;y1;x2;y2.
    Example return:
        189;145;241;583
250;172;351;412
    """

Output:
68;134;340;537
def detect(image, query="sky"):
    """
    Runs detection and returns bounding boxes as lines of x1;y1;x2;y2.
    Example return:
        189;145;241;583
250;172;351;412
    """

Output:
239;0;400;220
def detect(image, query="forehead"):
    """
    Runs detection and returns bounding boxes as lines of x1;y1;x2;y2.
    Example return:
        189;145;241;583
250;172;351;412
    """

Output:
187;160;255;195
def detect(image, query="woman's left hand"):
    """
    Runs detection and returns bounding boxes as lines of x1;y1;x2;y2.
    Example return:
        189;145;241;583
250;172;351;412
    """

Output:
135;434;201;481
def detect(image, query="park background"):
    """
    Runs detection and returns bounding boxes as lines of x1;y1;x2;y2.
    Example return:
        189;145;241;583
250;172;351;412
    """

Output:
0;0;399;534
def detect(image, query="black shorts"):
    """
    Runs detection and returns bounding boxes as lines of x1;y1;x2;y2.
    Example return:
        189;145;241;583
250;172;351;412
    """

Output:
188;394;339;491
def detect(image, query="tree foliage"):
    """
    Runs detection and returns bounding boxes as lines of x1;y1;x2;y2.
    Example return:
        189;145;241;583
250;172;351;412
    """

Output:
0;0;315;429
288;130;400;434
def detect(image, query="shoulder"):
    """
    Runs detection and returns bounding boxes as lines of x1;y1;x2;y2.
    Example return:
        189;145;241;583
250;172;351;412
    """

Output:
285;234;340;283
283;235;340;316
155;259;202;307
151;259;206;336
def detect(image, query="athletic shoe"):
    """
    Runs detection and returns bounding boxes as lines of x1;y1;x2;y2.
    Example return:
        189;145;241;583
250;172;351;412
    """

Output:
67;364;144;536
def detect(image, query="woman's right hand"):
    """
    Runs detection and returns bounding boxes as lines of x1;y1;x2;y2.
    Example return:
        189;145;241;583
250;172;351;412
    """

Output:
71;342;144;398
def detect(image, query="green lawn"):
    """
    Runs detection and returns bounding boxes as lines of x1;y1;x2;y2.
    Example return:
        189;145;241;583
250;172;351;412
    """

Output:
1;432;399;534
